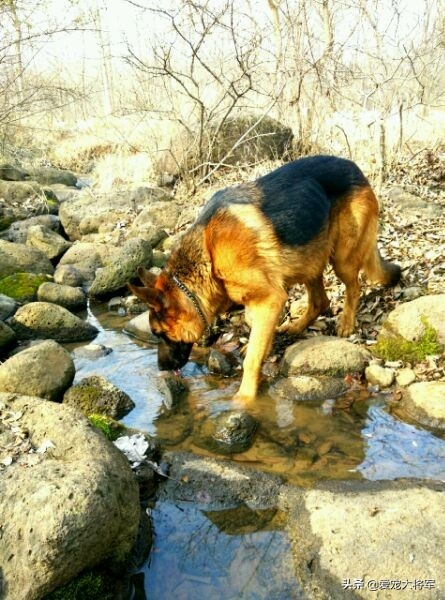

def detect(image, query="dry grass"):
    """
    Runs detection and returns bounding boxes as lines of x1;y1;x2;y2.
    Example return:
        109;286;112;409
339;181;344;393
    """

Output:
2;106;444;196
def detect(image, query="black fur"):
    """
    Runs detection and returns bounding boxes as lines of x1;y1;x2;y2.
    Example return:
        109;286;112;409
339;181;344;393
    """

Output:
197;156;369;246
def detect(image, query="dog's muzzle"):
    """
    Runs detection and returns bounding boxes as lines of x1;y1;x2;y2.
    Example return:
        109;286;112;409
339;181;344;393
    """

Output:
157;338;193;371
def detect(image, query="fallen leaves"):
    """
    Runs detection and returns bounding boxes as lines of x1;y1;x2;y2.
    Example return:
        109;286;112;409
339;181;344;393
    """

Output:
0;402;55;469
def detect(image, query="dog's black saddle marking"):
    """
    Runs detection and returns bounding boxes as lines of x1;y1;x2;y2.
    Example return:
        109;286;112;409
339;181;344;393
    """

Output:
197;155;369;247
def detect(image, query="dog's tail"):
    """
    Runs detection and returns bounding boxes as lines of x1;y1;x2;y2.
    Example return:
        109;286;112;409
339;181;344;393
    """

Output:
363;246;401;287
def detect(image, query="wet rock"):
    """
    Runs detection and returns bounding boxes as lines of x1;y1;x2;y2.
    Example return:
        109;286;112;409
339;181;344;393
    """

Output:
0;392;139;600
133;463;158;502
72;343;112;361
396;381;445;431
281;336;370;377
395;367;416;387
37;281;87;309
380;294;445;345
207;348;234;376
156;373;188;410
0;272;52;303
26;224;71;259
64;375;135;419
155;409;194;446
365;363;395;388
194;410;258;455
158;451;283;509
0;294;18;320
0;320;16;353
8;301;98;342
271;375;348;401
280;479;445;600
124;310;159;343
111;294;147;315
124;311;159;344
204;504;278;535
0;239;54;277
89;238;153;297
0;340;74;401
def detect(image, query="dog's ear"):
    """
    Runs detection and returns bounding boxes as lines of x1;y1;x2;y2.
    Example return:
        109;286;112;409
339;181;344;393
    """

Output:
137;266;157;287
127;282;165;313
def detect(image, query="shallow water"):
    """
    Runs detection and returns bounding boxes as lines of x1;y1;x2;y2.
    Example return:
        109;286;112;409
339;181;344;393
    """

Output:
74;303;445;599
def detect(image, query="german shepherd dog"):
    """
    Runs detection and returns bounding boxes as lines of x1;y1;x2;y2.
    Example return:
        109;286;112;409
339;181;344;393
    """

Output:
128;156;400;402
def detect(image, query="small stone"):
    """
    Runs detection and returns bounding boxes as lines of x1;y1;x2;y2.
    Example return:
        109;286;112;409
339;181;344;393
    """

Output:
156;373;188;410
193;411;258;455
395;368;416;387
207;349;233;376
365;364;395;388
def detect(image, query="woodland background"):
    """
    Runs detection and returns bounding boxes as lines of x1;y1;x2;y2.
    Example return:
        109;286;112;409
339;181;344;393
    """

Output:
1;0;444;193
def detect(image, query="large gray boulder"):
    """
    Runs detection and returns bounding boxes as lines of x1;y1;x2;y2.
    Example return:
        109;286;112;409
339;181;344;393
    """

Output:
26;224;71;260
56;241;109;286
37;282;87;310
0;239;54;277
0;392;140;600
8;302;98;342
0;340;74;401
281;336;370;377
379;294;445;345
89;237;153;297
27;166;78;187
396;381;445;431
281;479;445;599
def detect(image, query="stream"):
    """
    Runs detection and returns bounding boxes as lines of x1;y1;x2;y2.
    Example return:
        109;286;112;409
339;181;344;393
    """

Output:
73;302;445;599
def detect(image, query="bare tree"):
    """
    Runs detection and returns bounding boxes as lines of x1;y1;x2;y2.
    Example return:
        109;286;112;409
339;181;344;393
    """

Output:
125;0;273;180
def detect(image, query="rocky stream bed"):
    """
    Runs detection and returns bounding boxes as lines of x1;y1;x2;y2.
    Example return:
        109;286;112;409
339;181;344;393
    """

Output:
0;154;444;599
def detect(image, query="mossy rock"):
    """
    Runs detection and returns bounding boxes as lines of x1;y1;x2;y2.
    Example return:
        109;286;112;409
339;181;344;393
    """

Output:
64;375;135;419
0;272;52;302
373;317;443;362
43;569;114;600
88;413;126;442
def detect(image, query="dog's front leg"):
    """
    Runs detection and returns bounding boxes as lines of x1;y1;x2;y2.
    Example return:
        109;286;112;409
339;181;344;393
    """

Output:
234;292;286;403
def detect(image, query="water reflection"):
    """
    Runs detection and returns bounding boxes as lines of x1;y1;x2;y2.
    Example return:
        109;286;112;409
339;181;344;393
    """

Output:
72;302;445;482
137;501;300;600
358;405;445;481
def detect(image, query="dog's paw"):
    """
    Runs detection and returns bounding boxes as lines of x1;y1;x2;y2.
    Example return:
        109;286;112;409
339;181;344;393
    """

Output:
336;321;354;337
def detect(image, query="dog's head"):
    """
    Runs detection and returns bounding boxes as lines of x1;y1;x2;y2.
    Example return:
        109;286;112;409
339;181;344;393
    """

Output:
128;266;202;371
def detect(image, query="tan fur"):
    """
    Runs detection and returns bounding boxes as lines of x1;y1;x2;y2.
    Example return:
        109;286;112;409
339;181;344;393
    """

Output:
129;184;399;403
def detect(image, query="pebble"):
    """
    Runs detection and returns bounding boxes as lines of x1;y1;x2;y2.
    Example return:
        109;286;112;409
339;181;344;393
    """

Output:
395;368;416;387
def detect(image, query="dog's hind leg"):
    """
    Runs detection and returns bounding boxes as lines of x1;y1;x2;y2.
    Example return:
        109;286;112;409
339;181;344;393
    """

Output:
278;276;330;335
332;262;361;337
